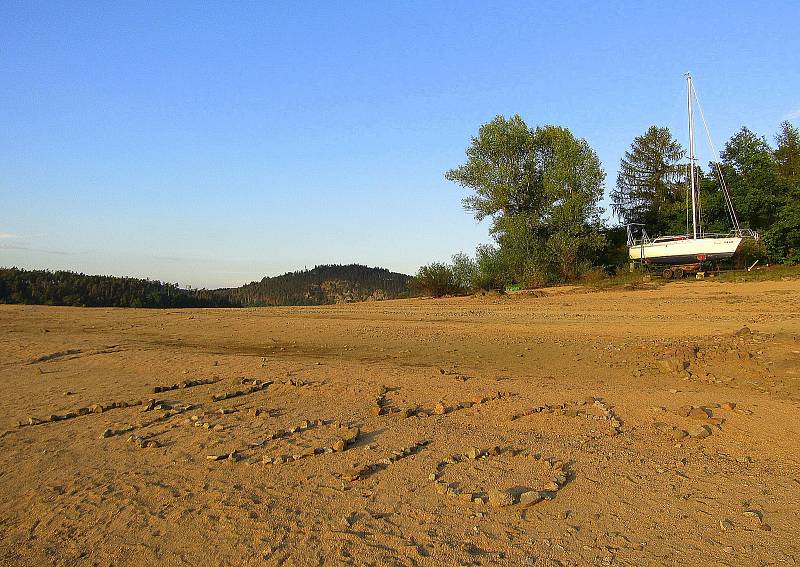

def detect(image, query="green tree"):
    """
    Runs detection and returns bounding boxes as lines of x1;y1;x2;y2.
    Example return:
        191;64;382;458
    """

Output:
445;115;605;285
763;121;800;263
450;252;477;291
719;127;782;231
410;263;459;297
611;126;686;236
775;121;800;185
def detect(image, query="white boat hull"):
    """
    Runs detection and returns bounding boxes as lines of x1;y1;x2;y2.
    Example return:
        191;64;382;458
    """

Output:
628;236;743;264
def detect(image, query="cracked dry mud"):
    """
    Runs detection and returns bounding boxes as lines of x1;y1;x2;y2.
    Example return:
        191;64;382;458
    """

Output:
1;279;799;566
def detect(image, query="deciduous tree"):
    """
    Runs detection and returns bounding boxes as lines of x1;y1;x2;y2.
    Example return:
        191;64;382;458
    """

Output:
445;115;605;284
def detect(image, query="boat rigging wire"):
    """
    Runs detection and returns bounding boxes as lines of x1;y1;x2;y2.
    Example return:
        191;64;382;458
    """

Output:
690;81;742;233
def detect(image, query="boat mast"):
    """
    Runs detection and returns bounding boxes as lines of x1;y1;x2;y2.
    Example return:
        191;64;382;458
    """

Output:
687;73;699;239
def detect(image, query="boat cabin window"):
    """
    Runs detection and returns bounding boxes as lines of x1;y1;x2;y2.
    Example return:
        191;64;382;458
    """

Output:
652;235;688;243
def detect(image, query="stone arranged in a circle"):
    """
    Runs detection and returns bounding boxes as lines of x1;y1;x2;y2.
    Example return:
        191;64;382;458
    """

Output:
511;397;623;436
431;447;570;508
252;420;360;465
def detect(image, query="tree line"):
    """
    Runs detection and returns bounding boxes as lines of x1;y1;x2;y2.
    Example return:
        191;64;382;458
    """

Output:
0;265;413;308
0;268;239;308
412;116;799;296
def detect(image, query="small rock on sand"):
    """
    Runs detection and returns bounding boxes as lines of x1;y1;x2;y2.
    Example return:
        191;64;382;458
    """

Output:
519;490;543;505
488;489;515;507
466;447;482;460
688;407;711;420
671;428;689;440
658;357;689;373
688;425;711;439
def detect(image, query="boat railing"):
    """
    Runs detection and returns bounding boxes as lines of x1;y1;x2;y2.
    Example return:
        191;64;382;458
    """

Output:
627;225;759;247
695;229;760;240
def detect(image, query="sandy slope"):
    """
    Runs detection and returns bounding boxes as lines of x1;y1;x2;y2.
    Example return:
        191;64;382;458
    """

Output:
0;279;799;566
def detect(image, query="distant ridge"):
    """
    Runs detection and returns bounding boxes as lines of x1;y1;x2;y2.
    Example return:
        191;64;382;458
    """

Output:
0;264;411;308
0;267;237;308
219;264;411;306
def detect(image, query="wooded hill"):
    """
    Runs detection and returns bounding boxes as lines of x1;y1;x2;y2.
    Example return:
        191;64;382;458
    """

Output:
0;264;411;308
217;264;411;306
0;267;238;308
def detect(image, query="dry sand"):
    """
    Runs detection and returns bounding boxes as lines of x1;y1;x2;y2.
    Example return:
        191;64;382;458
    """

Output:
1;279;799;566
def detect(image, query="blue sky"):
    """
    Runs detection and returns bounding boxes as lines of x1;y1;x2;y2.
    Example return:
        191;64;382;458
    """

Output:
2;1;798;288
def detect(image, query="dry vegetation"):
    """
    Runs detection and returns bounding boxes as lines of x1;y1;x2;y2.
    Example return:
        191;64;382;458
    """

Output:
1;278;799;566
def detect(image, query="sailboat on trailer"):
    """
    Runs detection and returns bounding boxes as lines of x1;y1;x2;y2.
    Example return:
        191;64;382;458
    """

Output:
627;74;757;268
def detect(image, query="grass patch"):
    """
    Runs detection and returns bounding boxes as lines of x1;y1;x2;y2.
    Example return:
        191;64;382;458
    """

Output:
581;263;800;290
711;264;800;283
581;270;663;290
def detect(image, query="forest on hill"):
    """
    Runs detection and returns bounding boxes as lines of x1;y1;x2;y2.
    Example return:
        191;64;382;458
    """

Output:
0;264;411;308
0;268;238;308
217;264;411;306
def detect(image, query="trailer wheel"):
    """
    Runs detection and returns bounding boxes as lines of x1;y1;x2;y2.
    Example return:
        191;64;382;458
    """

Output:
673;268;684;279
662;268;673;279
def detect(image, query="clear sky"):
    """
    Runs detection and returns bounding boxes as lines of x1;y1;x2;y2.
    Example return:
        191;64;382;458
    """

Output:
2;1;798;288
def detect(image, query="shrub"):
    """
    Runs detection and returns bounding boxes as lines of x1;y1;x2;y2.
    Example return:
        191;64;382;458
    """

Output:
410;263;460;297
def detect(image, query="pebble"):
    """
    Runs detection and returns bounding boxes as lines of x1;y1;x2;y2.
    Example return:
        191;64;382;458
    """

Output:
487;489;515;507
671;428;689;440
688;407;711;420
99;428;113;439
687;425;711;439
519;490;543;505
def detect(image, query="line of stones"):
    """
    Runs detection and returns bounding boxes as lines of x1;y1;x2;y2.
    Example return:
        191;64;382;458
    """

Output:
430;448;569;507
152;377;219;394
432;392;516;417
104;404;196;446
346;439;432;481
210;379;272;402
19;398;146;428
371;391;516;419
510;397;623;435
